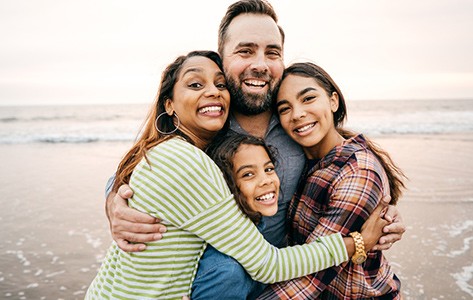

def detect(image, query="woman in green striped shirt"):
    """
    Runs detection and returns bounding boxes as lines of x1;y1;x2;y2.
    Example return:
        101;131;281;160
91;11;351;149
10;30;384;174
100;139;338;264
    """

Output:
86;50;388;300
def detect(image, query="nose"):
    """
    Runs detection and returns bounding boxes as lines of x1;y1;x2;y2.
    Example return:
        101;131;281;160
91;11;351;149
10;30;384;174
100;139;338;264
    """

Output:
250;51;269;73
291;104;306;121
204;83;220;98
259;173;274;187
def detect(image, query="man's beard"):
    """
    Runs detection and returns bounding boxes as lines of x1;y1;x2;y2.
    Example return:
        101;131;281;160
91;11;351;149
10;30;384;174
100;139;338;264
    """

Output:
226;75;278;116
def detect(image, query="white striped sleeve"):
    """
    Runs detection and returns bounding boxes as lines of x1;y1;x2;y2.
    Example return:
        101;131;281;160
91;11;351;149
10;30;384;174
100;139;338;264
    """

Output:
131;138;349;283
182;193;348;283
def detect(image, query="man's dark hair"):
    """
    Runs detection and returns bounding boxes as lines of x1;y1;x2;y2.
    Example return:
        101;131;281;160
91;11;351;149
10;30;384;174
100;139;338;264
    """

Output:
218;0;285;55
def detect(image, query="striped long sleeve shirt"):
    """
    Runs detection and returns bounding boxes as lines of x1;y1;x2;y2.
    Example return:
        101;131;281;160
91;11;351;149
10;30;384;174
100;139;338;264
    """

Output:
86;137;348;300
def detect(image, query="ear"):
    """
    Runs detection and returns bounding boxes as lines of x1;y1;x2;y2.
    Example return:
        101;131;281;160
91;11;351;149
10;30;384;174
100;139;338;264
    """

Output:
330;92;339;113
164;98;174;116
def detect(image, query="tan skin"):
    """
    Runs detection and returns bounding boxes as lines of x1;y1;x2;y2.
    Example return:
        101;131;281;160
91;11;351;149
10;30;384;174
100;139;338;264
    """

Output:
180;144;390;300
229;143;390;257
106;13;406;252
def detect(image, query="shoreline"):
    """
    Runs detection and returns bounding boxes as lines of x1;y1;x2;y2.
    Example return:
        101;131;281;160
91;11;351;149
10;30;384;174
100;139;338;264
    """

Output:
0;133;472;299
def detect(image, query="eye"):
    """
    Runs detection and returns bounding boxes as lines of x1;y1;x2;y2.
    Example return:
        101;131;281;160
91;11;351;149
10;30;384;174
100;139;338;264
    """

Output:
216;82;227;90
242;171;254;178
278;106;290;115
237;49;252;56
267;50;281;58
303;96;316;102
265;166;275;173
188;82;203;89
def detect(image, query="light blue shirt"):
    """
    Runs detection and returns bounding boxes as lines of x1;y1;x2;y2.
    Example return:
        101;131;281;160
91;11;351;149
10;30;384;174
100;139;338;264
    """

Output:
191;114;306;299
192;221;267;300
228;114;306;247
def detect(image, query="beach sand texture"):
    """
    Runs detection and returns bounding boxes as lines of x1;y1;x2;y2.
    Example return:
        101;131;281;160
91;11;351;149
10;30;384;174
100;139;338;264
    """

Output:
0;134;472;299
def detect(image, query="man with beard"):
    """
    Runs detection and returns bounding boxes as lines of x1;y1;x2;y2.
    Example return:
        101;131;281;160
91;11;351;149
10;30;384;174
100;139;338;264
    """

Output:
105;0;406;298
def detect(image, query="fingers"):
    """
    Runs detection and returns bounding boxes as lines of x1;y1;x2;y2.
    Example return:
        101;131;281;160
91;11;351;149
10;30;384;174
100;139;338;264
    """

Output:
115;204;160;224
382;218;406;234
383;204;402;223
112;221;166;241
116;238;147;252
118;231;164;244
372;222;406;251
372;233;402;251
113;225;166;252
372;202;388;218
117;184;134;199
380;194;392;205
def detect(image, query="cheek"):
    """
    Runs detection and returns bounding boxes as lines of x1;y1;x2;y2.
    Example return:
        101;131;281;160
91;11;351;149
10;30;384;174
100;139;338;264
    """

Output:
222;90;231;105
273;176;281;190
323;109;335;124
269;60;284;78
225;59;247;79
278;114;292;131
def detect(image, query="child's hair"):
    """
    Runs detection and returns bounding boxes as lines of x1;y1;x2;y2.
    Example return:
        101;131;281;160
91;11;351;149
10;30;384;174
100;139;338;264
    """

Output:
207;133;278;223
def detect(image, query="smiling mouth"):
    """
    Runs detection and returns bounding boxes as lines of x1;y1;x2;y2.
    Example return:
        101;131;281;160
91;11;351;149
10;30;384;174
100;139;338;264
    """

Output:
295;123;316;133
255;192;276;202
198;106;223;114
244;79;267;88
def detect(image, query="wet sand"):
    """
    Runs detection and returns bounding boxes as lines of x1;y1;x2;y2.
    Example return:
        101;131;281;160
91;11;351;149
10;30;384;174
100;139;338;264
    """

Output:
0;134;472;299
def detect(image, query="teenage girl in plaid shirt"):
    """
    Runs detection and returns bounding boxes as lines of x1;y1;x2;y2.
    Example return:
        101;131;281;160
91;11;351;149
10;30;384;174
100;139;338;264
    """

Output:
258;62;406;299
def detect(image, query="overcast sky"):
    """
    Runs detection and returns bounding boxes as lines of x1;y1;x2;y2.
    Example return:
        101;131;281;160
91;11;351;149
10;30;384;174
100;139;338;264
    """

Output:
1;0;472;106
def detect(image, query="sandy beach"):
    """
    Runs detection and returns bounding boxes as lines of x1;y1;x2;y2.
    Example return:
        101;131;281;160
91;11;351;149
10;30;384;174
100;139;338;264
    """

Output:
0;133;472;299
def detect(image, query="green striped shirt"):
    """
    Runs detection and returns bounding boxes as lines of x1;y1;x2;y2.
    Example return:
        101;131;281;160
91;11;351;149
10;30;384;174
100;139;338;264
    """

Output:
86;137;348;299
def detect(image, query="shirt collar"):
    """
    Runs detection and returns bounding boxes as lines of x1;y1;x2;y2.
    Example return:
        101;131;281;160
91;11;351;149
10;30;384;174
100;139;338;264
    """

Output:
229;113;280;138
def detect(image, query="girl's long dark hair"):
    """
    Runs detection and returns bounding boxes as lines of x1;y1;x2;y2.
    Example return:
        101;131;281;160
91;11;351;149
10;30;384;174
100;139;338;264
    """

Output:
280;62;406;204
207;133;278;223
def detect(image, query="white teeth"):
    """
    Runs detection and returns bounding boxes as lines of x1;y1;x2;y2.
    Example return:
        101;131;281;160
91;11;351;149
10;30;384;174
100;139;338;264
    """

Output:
199;106;222;113
256;193;275;202
244;80;266;87
296;123;315;133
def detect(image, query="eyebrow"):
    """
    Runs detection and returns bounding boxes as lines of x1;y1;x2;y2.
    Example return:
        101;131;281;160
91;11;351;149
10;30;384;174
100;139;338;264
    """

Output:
235;42;282;52
182;67;203;77
235;160;273;174
297;87;317;98
276;87;317;107
181;68;225;78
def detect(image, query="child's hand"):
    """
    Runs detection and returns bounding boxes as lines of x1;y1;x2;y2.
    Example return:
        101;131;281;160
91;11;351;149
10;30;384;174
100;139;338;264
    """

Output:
361;203;391;251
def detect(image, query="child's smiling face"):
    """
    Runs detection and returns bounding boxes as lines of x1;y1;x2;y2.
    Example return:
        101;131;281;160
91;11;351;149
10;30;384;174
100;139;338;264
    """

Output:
232;144;280;217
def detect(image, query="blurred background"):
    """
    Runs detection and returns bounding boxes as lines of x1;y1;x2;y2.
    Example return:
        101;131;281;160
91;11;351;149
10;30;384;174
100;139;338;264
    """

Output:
0;1;472;299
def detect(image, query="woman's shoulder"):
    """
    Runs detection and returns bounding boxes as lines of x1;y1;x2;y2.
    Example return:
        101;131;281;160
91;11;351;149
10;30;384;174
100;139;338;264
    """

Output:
148;137;214;166
337;135;389;190
335;134;383;174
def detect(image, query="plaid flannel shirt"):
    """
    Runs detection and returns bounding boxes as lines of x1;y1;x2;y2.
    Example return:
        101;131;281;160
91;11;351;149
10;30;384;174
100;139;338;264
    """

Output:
258;134;400;300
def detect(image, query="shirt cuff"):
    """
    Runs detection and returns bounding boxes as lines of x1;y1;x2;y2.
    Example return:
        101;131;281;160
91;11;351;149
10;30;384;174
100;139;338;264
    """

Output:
316;232;349;266
105;173;116;199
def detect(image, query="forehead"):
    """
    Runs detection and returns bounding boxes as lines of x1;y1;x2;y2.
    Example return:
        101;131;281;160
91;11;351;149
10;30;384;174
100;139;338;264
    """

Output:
278;75;324;97
281;75;319;89
224;13;282;51
178;56;221;78
233;144;270;166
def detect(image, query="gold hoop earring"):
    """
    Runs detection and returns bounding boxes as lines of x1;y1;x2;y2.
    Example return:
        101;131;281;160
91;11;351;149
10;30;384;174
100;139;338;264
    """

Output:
154;112;180;135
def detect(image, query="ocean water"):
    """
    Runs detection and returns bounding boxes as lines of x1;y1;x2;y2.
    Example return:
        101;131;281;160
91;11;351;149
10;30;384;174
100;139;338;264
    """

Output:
1;99;472;299
1;99;472;144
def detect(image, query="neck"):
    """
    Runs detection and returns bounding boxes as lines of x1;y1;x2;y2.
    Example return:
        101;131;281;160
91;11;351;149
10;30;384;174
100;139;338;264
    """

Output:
183;131;215;150
233;110;272;138
305;128;345;159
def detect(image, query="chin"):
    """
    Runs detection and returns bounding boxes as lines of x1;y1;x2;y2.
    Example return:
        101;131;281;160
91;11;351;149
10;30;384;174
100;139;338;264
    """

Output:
261;207;278;217
204;123;226;132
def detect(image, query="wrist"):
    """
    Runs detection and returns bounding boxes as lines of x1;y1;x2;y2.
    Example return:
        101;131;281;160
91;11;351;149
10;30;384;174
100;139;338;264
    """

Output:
349;231;367;264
